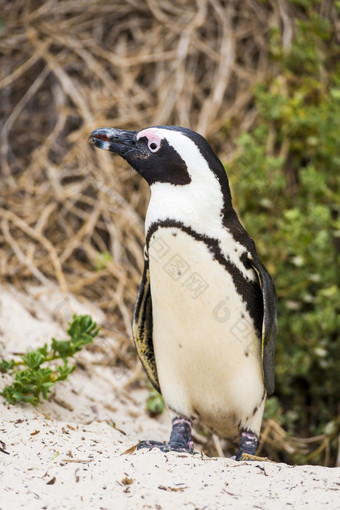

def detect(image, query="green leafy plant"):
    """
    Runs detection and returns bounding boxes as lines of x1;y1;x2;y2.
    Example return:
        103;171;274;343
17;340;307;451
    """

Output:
227;5;340;465
95;251;113;271
146;383;165;416
0;314;100;405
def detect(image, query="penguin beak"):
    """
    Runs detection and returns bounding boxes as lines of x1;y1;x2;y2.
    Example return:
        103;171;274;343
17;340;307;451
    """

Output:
89;128;138;158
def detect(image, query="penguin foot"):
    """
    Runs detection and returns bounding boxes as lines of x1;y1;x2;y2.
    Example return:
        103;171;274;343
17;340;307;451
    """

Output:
234;431;259;461
137;417;194;454
137;439;194;453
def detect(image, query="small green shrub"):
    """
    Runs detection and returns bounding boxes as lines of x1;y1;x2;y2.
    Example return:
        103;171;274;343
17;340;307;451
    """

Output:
0;314;100;405
146;383;165;416
227;6;340;464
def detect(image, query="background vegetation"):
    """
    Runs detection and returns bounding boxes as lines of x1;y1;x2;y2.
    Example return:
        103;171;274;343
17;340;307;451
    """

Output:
0;0;339;465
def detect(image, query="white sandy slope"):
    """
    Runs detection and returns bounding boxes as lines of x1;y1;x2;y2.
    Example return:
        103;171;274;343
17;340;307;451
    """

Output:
0;286;339;510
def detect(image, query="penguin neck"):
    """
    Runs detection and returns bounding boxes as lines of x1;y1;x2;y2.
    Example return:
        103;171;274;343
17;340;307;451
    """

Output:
145;171;234;239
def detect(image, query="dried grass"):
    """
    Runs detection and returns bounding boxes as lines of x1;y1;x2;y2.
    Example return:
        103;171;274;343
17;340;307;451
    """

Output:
0;0;331;462
1;0;282;331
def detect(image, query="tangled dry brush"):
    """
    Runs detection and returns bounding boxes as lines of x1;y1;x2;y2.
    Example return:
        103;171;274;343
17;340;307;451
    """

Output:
1;0;337;458
1;0;289;328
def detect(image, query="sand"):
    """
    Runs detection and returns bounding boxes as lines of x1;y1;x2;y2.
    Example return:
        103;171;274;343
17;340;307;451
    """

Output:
0;286;339;510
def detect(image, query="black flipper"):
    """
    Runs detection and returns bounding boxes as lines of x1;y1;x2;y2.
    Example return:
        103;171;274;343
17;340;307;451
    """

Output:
248;253;278;395
132;253;160;393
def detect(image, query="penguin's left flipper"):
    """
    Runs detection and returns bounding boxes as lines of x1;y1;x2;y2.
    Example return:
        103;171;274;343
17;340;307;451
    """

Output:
132;256;160;393
248;252;278;395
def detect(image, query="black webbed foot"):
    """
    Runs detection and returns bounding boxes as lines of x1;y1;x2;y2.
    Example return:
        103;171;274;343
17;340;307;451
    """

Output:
137;439;194;453
234;431;259;460
137;417;194;454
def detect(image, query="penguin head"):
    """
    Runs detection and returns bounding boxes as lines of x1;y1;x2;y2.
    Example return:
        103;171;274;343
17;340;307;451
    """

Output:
89;126;230;192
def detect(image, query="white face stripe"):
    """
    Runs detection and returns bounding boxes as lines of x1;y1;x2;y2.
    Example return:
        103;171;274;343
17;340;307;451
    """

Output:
142;128;256;282
144;129;223;230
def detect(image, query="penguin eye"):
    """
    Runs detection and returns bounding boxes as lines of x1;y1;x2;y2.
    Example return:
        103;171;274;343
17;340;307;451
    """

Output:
148;140;161;153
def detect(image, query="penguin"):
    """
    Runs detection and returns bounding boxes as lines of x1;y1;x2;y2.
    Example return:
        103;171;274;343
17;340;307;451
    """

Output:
89;126;277;460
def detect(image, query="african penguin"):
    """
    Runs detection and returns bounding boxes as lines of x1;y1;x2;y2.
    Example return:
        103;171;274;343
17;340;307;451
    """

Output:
89;125;277;459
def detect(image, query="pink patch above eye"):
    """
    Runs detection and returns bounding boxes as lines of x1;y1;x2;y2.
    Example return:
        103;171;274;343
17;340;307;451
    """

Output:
137;129;161;152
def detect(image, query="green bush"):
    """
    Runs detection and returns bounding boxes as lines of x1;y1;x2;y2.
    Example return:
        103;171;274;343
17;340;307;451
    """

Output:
227;6;340;464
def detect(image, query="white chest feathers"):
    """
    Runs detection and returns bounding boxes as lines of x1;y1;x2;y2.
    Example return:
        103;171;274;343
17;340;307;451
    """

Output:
148;226;265;438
